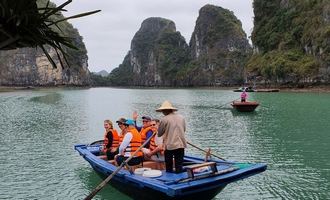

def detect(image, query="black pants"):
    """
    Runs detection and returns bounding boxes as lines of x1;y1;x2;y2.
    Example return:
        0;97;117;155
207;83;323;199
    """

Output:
106;149;119;160
164;148;184;173
116;155;143;166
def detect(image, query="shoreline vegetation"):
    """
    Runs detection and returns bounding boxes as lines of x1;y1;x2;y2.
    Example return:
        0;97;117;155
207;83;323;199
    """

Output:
1;85;330;93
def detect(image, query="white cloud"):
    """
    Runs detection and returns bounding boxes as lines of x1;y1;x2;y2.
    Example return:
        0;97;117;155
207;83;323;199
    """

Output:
51;0;254;72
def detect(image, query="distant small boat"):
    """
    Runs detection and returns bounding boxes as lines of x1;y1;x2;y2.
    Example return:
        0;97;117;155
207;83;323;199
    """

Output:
231;101;259;112
233;87;255;92
75;143;266;200
255;89;279;92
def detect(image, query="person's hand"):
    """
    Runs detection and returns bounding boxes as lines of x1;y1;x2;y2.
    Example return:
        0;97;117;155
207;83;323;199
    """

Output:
145;152;152;158
132;111;138;120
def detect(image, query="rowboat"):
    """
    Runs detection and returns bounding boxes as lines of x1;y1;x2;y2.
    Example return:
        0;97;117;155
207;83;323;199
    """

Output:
75;143;266;200
231;101;259;112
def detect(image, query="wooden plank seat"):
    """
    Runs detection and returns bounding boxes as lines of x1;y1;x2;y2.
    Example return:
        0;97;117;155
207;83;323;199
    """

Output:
184;162;218;179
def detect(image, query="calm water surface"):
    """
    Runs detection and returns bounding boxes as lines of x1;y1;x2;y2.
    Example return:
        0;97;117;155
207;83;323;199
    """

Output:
0;88;329;199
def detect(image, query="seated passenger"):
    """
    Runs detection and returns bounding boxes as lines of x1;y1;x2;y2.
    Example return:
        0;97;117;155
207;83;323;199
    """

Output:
103;120;120;160
132;111;154;148
115;119;143;166
142;119;165;162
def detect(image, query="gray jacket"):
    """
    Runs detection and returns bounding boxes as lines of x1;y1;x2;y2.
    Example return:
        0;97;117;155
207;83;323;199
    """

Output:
157;112;187;150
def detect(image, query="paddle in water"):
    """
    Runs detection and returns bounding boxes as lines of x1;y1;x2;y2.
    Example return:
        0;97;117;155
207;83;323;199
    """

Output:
84;132;157;200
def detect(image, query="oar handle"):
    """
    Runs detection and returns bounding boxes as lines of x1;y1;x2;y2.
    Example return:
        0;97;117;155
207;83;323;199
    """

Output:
84;131;157;200
187;141;226;161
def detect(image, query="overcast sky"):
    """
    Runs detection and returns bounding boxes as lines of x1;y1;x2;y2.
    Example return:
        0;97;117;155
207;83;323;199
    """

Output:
52;0;254;73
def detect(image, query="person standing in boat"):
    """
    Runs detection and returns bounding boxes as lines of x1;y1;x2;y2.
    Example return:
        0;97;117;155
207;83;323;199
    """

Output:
156;101;187;173
103;120;120;160
115;119;143;166
241;89;248;102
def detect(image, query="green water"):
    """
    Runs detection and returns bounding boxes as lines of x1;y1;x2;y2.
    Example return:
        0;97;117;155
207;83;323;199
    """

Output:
0;88;329;199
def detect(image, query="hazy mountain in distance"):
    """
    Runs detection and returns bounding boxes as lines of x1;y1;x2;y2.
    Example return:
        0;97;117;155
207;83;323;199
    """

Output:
93;70;109;77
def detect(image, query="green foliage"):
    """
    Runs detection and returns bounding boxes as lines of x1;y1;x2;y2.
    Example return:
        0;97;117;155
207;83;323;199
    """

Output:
247;49;319;82
202;5;245;46
90;73;111;86
250;0;329;83
107;54;134;86
156;31;190;81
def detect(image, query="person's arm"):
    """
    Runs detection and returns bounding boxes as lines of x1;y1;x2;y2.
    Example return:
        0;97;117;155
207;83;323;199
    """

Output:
135;123;142;132
118;133;132;155
132;111;142;131
157;120;166;137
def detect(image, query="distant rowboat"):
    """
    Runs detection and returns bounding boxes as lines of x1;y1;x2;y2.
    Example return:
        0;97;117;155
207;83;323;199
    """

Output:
231;101;259;112
233;87;255;92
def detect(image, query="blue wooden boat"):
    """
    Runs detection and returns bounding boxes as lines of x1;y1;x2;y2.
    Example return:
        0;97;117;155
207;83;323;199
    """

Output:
75;144;266;200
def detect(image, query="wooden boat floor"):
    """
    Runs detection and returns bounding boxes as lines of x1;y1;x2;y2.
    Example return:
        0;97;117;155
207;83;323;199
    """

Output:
154;164;234;182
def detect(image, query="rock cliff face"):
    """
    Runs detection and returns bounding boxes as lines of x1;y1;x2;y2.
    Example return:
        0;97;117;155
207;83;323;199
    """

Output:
109;6;251;86
109;17;189;86
248;0;330;85
0;0;90;86
0;46;90;86
188;4;252;86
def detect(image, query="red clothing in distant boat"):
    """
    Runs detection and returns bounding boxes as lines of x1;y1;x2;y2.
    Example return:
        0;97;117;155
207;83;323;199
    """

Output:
241;91;247;102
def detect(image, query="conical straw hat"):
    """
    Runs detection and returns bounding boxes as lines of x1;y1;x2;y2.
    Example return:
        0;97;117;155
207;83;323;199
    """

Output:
156;100;178;112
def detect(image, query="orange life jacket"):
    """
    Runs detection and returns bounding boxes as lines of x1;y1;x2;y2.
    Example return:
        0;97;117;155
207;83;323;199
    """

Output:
124;127;143;157
103;129;120;152
140;126;152;143
149;135;164;155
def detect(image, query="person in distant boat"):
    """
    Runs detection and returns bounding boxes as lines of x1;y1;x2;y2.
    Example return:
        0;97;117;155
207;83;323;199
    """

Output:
132;111;154;149
115;119;143;166
241;89;248;102
157;101;187;173
142;118;165;162
103;120;120;160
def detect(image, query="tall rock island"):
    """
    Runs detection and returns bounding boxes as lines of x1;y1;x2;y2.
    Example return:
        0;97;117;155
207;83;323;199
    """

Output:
109;5;251;86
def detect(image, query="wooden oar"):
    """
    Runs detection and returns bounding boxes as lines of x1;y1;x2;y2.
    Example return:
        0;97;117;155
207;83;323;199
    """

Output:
84;131;157;200
218;98;240;109
187;141;226;161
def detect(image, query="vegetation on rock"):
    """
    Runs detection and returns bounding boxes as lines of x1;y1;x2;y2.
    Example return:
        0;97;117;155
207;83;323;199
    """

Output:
249;0;330;85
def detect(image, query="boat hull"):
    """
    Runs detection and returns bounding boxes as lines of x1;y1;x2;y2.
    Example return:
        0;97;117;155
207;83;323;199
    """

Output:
75;144;266;200
94;169;226;200
231;101;259;112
